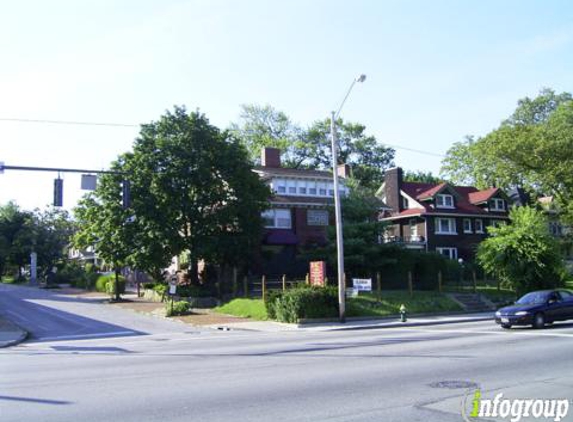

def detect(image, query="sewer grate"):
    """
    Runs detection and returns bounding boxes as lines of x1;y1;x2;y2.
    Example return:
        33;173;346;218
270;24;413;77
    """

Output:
429;380;479;389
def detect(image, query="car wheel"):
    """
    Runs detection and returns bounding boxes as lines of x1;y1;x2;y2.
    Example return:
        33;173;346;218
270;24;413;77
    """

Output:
501;323;512;329
533;313;545;329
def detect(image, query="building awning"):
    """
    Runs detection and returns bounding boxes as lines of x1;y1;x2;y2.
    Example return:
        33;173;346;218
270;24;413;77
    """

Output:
264;230;299;245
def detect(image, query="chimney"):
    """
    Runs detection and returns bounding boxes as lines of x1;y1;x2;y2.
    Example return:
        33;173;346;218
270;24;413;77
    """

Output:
261;147;281;168
337;164;351;178
384;167;403;212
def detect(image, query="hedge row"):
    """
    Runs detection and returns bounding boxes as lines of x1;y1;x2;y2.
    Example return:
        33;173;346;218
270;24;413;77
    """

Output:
265;286;338;323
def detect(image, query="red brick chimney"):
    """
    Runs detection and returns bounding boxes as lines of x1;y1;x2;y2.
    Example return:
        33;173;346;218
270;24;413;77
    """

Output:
384;167;403;212
261;147;281;168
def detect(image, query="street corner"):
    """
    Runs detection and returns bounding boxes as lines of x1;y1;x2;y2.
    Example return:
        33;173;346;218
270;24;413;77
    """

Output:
0;315;28;347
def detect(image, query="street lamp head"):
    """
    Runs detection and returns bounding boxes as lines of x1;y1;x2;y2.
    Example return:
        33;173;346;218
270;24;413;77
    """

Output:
355;74;366;83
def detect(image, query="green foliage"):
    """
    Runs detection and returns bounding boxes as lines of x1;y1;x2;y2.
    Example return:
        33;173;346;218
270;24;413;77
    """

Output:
165;300;191;317
176;284;215;298
53;262;87;286
346;290;462;317
0;202;74;280
95;273;126;296
440;89;573;225
403;170;443;184
152;283;167;296
230;104;395;190
266;286;339;323
215;299;268;320
477;206;566;295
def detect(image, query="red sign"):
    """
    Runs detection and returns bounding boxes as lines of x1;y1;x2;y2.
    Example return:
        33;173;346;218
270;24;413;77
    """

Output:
309;261;326;286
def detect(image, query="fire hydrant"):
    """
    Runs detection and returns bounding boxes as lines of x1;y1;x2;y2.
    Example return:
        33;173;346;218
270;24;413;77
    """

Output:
400;304;407;322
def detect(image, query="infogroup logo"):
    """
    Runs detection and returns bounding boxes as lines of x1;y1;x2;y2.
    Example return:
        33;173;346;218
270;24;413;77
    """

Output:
462;389;570;422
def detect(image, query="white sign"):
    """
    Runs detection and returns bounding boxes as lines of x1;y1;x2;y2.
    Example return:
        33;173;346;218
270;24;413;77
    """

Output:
169;284;177;295
345;288;358;298
352;278;372;292
81;174;97;190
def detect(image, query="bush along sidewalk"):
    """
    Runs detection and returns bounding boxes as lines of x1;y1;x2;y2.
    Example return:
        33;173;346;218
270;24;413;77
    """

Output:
266;286;338;323
165;300;191;317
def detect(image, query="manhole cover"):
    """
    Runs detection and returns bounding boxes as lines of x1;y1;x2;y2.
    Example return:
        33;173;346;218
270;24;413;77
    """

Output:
429;380;479;389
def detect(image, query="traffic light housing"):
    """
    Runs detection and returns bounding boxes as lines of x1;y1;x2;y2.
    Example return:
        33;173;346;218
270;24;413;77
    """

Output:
122;179;131;209
53;178;63;207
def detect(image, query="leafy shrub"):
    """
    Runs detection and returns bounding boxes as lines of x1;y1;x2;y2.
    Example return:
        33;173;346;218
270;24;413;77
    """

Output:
142;282;157;290
267;286;338;323
153;283;167;296
95;274;125;295
54;262;87;286
165;300;191;317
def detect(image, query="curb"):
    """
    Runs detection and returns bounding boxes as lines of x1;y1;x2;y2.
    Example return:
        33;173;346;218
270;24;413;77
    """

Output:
324;315;493;331
0;321;28;348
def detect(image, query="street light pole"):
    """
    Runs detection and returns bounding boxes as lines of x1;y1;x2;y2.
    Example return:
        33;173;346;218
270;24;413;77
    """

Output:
331;74;366;323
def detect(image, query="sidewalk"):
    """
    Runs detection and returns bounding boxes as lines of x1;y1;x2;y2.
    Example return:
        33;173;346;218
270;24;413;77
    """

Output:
106;293;493;332
0;316;27;348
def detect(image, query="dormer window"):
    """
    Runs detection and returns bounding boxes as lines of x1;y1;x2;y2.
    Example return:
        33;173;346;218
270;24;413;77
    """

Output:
402;197;409;209
436;194;454;209
490;198;505;211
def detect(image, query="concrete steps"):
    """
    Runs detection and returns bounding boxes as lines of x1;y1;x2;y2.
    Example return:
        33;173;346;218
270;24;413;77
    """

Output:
448;293;496;312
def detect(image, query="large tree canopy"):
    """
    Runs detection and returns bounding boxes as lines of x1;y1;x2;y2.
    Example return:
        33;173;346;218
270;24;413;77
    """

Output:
440;88;573;223
75;107;270;285
230;104;395;190
477;206;565;295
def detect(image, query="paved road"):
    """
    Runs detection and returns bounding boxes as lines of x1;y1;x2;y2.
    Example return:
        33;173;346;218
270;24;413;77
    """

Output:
0;284;197;341
2;284;573;422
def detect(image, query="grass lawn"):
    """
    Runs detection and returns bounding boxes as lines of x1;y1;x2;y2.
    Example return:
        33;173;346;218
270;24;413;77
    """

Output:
566;280;573;290
0;276;25;284
346;290;463;318
214;299;268;320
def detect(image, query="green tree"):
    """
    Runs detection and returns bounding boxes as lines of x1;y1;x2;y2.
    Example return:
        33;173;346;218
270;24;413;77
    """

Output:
230;104;396;189
229;104;309;167
125;106;270;283
74;163;137;300
403;170;443;184
308;181;390;277
32;207;76;278
305;117;395;189
0;202;35;279
440;89;573;223
477;206;565;295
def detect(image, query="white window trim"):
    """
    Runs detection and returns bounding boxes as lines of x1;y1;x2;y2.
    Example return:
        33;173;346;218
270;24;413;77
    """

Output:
262;209;292;229
436;247;458;260
436;194;455;209
463;218;472;234
475;219;484;233
435;217;457;235
490;198;506;211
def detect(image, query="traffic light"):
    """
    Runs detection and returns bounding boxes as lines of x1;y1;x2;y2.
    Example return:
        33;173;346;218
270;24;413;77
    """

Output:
53;178;63;207
122;179;131;209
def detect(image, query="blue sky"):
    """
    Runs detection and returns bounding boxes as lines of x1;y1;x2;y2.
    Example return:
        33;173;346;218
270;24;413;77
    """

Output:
1;0;572;210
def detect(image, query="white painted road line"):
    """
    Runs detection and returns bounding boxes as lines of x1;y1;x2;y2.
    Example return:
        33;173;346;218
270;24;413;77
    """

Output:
33;331;138;341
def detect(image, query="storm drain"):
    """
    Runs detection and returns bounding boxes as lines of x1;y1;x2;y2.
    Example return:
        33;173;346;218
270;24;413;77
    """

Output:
429;380;479;389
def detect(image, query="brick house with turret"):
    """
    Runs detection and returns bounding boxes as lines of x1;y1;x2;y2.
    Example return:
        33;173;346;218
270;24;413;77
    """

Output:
377;167;510;261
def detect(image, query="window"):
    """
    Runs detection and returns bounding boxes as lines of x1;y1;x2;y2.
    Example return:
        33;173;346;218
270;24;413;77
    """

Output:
261;209;292;229
328;189;334;197
490;219;506;228
436;194;454;208
463;218;472;233
277;186;286;194
299;187;307;195
309;187;317;195
307;209;329;226
490;198;505;211
475;219;484;233
409;219;418;237
319;188;327;196
436;247;458;260
402;197;409;209
288;186;296;194
435;218;457;234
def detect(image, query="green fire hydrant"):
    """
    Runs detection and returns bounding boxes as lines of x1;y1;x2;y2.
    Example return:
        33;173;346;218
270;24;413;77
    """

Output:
400;304;407;322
